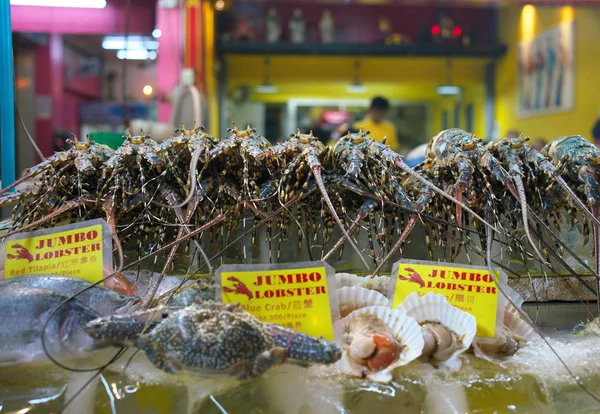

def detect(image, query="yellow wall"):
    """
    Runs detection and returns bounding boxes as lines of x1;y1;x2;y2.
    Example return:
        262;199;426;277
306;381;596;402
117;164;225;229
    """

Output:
495;5;600;140
225;55;488;138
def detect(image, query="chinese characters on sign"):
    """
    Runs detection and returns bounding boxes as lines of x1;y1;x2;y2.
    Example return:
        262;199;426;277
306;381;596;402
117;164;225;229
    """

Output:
390;260;503;337
218;263;337;341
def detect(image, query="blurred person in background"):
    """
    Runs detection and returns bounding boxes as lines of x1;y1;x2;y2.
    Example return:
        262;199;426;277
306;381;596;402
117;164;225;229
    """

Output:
593;118;600;148
531;137;546;151
352;96;399;150
306;107;331;145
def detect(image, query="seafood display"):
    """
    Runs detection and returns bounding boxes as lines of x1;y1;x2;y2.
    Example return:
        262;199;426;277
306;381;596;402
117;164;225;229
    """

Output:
2;124;600;410
86;301;341;379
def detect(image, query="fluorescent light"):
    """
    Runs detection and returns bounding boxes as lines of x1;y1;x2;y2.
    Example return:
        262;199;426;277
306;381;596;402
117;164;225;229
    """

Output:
436;85;462;96
152;29;162;39
117;50;150;60
148;51;157;60
256;84;277;94
103;36;159;51
11;0;106;7
346;84;367;93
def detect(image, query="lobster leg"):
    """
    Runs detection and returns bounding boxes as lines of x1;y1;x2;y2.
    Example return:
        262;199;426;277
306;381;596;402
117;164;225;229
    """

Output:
394;157;496;233
372;213;419;277
312;166;370;270
593;205;600;312
512;173;549;266
154;143;204;209
323;199;377;261
371;188;432;276
1;197;86;238
142;215;225;308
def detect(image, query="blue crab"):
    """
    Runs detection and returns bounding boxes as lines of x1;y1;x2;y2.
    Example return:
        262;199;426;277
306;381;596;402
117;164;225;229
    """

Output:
85;301;341;379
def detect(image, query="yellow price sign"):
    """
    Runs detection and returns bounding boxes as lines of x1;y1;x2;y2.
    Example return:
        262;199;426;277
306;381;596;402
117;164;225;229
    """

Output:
1;219;113;285
217;262;339;341
388;260;505;337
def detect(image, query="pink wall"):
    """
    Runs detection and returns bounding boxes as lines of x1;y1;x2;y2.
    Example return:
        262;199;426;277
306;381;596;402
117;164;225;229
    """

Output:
11;4;154;34
33;34;62;159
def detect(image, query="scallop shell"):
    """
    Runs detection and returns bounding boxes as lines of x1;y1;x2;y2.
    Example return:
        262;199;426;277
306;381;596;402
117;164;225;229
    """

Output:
356;275;391;296
335;273;362;289
504;285;525;316
472;329;519;363
472;297;534;364
503;309;535;341
396;292;476;364
337;286;390;318
335;305;424;383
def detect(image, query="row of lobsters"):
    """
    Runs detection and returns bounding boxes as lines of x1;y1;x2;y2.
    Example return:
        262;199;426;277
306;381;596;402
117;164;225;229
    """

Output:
332;273;536;382
3;125;600;287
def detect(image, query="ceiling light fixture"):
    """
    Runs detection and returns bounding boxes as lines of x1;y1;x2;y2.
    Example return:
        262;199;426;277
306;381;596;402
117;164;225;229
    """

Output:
103;36;159;51
10;0;106;8
437;59;462;96
117;50;150;60
346;58;366;93
436;85;462;96
256;56;277;94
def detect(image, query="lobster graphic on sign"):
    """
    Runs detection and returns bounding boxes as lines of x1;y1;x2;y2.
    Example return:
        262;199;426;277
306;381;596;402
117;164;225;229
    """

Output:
6;244;34;263
223;276;253;300
398;267;425;288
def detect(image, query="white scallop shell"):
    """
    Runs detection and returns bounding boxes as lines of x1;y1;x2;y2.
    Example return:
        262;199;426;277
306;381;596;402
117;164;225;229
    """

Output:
335;273;362;289
356;275;391;296
504;285;526;316
503;308;535;341
335;305;424;383
505;285;524;309
396;292;477;363
337;286;390;318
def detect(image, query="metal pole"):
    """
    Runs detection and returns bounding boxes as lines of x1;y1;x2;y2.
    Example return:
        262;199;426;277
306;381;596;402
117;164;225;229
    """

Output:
0;1;16;190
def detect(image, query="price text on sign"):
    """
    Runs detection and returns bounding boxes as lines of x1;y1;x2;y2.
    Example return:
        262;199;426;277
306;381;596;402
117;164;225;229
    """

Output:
390;262;500;337
3;222;106;285
219;266;335;341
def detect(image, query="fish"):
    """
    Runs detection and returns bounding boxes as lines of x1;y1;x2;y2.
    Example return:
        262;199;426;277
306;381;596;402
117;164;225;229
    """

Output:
0;285;102;366
398;267;426;288
0;274;141;315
